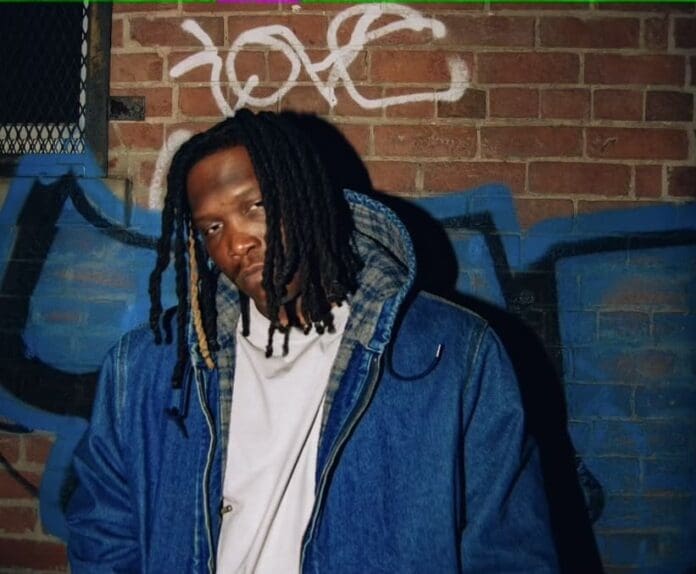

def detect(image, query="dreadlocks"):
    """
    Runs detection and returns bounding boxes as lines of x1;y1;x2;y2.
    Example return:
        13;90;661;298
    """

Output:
148;109;364;388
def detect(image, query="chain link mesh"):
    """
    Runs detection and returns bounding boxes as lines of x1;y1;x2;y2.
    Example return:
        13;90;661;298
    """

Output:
0;3;88;155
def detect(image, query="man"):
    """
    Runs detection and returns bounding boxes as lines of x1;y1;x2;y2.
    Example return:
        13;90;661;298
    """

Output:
67;110;558;572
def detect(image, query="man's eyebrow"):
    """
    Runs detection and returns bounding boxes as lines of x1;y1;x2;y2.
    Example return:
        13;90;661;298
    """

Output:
191;184;260;222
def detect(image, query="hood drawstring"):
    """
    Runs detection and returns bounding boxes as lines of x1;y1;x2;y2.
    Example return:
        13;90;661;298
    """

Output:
165;361;193;438
388;343;444;381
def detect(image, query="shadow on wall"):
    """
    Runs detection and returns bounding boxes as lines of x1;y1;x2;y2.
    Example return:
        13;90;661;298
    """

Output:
1;118;695;573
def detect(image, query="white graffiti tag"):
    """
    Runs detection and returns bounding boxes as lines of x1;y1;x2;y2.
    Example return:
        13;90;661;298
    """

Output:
172;3;468;112
149;4;468;208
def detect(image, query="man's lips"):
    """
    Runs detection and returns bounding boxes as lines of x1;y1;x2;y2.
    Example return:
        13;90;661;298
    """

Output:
238;262;264;281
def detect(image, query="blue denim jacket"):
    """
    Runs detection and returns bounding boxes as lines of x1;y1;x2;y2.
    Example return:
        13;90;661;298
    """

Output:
67;192;559;573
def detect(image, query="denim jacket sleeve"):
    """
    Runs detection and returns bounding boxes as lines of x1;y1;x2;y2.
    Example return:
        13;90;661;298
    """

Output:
460;326;559;572
65;340;140;573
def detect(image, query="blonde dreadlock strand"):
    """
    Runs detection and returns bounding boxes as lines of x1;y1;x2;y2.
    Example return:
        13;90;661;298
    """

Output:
188;231;215;370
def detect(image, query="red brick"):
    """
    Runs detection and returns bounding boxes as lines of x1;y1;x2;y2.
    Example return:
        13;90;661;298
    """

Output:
130;17;224;48
541;89;590;120
383;88;435;119
335;124;370;156
489;2;592;9
635;165;663;198
481;126;582;159
593;89;643;121
268;49;355;83
184;1;274;12
110;53;163;83
646;91;693;122
332;86;383;118
675;17;696;48
344;51;368;83
116;123;164;150
489;88;537;118
406;2;486;8
644;17;668;50
0;435;20;464
228;15;328;49
438;16;535;47
374;125;476;158
585;54;684;86
529;162;630;196
478;52;579;84
366;161;418;194
540;17;639;48
0;538;67;570
25;434;54;464
0;506;37;533
111;87;172;118
437;89;486;119
344;52;368;82
597;2;694;12
371;50;472;84
111;18;124;49
113;2;177;13
171;50;266;83
287;1;386;12
668;167;696;198
422;161;526;193
587;128;689;160
279;85;331;115
0;470;40;499
180;86;224;117
515;198;574;230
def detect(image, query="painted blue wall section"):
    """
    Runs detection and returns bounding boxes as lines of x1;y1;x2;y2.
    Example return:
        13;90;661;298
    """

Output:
0;153;174;538
1;162;694;571
412;187;696;573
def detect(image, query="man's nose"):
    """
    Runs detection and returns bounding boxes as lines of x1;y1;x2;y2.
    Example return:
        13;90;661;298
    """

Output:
227;227;258;257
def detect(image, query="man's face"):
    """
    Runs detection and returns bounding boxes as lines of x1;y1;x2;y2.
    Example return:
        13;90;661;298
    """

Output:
187;145;300;319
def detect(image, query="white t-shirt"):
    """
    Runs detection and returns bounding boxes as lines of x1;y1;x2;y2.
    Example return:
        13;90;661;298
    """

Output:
216;301;349;574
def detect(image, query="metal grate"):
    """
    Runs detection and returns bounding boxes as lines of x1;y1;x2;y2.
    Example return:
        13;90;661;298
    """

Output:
0;2;89;155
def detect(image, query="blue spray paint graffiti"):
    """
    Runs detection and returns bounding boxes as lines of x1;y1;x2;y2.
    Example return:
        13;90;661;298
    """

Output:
0;153;174;537
408;187;696;573
0;156;694;570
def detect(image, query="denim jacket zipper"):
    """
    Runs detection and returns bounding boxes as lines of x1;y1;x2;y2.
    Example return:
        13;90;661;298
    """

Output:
299;350;384;572
195;363;217;574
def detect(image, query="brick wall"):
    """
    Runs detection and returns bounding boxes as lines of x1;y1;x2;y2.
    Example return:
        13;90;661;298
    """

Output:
0;433;67;574
106;1;695;213
1;1;694;572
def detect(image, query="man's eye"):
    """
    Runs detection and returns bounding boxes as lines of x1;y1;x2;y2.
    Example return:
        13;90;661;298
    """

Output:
246;200;264;216
203;223;221;237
